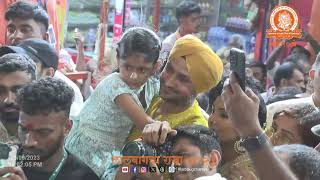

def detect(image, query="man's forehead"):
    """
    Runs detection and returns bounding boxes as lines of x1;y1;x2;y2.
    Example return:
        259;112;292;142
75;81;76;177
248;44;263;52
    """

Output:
0;71;32;85
7;18;46;33
173;137;198;151
189;13;200;18
19;112;63;128
168;58;190;76
7;18;36;26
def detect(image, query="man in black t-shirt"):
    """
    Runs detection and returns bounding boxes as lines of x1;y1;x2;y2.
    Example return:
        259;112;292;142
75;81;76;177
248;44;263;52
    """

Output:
0;77;99;180
21;153;99;180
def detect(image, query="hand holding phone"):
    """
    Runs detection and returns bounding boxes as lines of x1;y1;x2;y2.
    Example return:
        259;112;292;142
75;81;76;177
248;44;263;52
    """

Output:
230;48;246;91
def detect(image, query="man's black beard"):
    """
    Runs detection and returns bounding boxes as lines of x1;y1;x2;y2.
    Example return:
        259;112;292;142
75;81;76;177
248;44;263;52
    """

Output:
0;112;19;123
161;95;196;107
0;103;20;123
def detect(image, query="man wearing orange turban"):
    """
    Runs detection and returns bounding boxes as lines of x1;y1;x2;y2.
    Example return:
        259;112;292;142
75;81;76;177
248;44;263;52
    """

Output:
127;35;223;142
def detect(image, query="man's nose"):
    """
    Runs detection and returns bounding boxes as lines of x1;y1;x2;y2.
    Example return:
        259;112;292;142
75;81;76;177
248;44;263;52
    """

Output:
4;91;16;104
10;30;23;44
24;133;38;147
164;75;176;88
14;30;24;39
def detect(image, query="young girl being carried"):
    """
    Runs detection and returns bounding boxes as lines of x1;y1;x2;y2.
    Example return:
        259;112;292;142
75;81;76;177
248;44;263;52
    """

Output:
65;27;162;179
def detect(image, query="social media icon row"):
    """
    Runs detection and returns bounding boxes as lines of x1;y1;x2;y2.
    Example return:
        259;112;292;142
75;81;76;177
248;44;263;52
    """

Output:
121;166;176;173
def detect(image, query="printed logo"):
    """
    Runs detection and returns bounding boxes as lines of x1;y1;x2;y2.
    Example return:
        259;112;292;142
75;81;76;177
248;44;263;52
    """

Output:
140;167;147;173
168;166;176;173
149;167;157;173
159;166;166;173
122;166;129;173
266;5;301;39
131;166;138;173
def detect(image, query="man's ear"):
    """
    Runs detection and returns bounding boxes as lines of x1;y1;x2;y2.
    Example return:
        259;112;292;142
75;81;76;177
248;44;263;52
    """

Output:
43;32;49;42
64;119;73;136
204;150;221;170
45;67;55;77
38;67;55;78
309;69;315;80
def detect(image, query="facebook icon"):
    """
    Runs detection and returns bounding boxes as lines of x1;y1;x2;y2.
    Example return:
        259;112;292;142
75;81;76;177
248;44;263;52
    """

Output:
131;166;138;173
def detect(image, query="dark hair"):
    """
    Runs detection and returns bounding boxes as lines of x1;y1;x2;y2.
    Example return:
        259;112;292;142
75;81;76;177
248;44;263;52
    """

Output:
17;77;74;117
295;104;320;147
176;0;201;23
228;34;245;50
277;103;320;147
117;27;161;64
273;62;302;88
196;93;209;113
274;144;320;180
5;1;49;32
247;61;267;76
266;86;302;105
285;53;309;64
284;53;311;74
208;76;267;127
0;53;36;80
172;125;221;156
290;45;311;59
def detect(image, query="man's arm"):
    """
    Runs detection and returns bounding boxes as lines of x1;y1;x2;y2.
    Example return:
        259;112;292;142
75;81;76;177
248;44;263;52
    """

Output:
265;40;286;70
74;30;87;71
248;139;297;180
221;72;297;180
303;31;320;55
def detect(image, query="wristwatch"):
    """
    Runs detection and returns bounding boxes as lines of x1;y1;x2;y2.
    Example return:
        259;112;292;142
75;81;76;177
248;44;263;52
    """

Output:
239;133;268;152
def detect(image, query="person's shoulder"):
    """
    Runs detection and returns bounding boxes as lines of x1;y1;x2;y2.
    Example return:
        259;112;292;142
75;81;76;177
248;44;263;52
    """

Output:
100;72;134;93
162;32;177;48
54;71;75;85
195;173;227;180
163;32;176;43
54;71;83;96
96;72;123;88
99;72;122;85
64;153;100;180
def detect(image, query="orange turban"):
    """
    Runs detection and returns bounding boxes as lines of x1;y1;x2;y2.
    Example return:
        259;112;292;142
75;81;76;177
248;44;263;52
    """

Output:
169;35;223;93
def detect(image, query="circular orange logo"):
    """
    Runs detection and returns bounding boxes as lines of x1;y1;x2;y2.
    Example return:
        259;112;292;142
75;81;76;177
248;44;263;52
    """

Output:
270;6;299;31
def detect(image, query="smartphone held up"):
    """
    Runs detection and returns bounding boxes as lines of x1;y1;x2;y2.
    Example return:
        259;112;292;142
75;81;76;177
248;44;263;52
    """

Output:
229;48;246;91
0;143;18;168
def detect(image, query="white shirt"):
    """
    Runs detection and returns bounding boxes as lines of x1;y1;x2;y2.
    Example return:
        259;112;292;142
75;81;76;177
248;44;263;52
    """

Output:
54;70;84;119
159;32;177;68
195;173;227;180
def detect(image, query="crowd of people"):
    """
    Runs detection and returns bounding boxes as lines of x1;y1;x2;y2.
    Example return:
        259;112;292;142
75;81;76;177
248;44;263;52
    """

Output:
0;1;320;180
